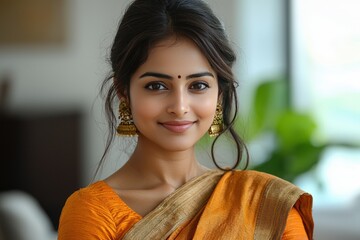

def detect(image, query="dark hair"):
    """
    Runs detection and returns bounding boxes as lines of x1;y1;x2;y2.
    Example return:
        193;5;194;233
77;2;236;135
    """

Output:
99;0;248;175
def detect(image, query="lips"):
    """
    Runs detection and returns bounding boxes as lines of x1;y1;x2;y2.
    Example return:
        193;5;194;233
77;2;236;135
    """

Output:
160;121;195;133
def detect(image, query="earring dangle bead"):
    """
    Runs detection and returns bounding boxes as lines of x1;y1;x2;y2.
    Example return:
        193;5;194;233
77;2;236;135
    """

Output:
208;102;224;137
116;100;137;136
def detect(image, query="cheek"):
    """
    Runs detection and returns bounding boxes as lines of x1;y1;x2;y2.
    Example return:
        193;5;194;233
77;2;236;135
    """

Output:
129;86;149;122
194;96;218;120
130;97;160;123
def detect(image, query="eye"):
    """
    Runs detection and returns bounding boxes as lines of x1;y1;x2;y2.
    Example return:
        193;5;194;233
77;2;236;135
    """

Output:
144;82;167;90
189;81;209;91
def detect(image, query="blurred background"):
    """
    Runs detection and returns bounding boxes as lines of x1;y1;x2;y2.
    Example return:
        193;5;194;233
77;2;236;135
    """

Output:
0;0;359;239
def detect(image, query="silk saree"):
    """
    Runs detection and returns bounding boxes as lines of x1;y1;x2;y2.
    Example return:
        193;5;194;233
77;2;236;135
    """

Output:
123;170;313;240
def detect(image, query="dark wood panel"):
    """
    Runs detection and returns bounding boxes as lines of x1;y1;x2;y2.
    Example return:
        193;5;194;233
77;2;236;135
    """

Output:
0;111;81;229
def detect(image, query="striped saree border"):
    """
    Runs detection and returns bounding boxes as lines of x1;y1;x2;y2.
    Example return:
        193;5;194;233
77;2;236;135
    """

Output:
122;170;224;240
254;177;313;240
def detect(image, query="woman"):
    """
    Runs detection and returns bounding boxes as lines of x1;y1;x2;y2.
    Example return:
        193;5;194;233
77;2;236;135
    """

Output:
58;0;314;239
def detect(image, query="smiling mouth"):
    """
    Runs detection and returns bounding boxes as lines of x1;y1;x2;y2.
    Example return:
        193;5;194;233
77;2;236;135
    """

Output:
160;121;195;133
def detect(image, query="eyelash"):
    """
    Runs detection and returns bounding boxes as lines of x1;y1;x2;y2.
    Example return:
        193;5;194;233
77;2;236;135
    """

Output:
144;81;210;91
144;82;167;90
189;81;210;91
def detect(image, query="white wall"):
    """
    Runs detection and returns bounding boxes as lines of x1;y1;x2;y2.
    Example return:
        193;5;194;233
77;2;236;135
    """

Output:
236;0;286;112
0;0;131;184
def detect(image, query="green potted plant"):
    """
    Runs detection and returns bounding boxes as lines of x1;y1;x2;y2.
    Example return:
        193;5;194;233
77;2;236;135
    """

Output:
239;79;326;182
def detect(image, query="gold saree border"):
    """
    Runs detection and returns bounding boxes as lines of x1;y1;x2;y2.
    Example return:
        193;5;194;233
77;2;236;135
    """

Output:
122;170;224;240
254;176;314;240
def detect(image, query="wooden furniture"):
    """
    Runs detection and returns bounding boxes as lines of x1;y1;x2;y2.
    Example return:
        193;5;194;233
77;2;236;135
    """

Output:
0;111;81;229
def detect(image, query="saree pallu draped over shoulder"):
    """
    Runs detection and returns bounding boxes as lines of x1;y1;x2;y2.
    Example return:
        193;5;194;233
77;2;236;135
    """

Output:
122;170;314;240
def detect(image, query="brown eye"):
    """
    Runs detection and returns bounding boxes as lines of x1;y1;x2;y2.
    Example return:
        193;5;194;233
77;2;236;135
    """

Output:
145;82;167;90
190;82;209;91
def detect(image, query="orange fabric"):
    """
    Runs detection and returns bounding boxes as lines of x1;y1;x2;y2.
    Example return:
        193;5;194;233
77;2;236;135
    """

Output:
58;181;141;240
168;171;313;240
168;207;308;240
58;171;313;240
282;208;308;240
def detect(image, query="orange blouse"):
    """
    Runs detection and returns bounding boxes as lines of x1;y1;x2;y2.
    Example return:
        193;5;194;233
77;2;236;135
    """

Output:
58;181;308;240
58;181;141;240
283;208;309;240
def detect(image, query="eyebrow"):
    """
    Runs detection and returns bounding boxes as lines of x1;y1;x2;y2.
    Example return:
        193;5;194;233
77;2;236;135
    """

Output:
140;72;173;80
139;71;215;80
186;72;215;79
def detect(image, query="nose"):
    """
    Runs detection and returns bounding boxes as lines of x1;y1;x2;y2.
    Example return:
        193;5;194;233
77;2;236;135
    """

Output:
167;89;189;117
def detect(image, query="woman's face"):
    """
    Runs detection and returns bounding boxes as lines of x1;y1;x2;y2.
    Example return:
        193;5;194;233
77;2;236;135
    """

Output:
129;37;219;152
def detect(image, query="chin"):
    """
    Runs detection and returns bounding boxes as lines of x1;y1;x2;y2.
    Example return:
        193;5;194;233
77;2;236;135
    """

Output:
159;141;196;152
138;131;206;152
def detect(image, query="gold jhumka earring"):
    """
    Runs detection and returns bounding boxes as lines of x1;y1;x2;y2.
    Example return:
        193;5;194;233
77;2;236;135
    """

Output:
208;102;224;137
116;100;137;136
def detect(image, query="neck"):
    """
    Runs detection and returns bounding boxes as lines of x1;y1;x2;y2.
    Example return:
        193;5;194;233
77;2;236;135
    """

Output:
124;136;207;189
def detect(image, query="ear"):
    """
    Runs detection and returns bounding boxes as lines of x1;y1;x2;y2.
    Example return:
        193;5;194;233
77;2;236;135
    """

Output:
217;92;223;104
113;77;129;102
